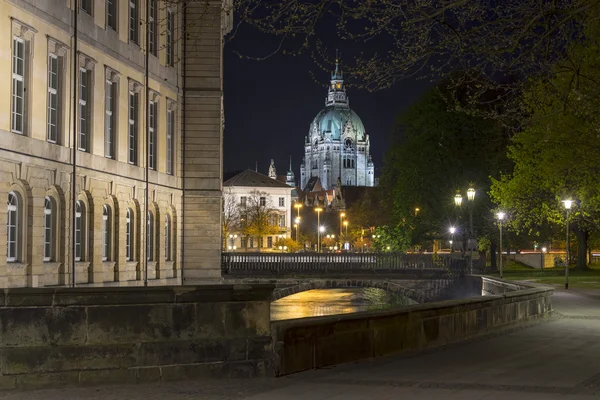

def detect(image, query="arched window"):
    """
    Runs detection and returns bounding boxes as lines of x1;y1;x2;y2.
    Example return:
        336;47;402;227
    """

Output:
7;192;19;262
102;205;111;261
147;211;154;261
126;208;133;261
75;201;85;261
43;197;53;261
165;214;171;261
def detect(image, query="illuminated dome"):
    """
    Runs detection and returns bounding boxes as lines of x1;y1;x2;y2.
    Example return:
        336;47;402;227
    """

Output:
311;107;366;142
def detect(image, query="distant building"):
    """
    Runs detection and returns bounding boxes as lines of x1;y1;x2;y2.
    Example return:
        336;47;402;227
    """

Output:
300;59;375;190
223;170;293;251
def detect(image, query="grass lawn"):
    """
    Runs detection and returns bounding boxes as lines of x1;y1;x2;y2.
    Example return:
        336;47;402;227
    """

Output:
484;261;600;289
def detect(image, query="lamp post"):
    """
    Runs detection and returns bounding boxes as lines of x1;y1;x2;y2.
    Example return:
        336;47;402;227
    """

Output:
496;212;505;279
449;226;456;253
315;207;323;252
319;225;325;252
455;187;476;274
340;212;346;237
343;220;348;235
562;199;573;290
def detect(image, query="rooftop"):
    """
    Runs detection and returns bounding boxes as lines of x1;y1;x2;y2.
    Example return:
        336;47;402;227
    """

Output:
223;169;292;189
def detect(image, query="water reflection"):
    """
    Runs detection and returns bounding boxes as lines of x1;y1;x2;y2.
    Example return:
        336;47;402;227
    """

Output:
271;288;418;321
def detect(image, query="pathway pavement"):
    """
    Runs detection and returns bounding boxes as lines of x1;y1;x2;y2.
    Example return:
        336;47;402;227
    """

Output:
6;289;600;400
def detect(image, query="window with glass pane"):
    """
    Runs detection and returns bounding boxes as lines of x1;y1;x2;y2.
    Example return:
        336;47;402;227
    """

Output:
129;0;138;43
43;197;53;261
47;54;59;143
12;38;25;134
166;10;174;66
260;197;266;206
149;101;156;169
79;68;89;152
126;208;133;261
7;192;18;262
147;212;153;261
80;0;92;14
279;197;284;207
107;0;117;31
165;215;171;261
75;201;84;261
149;0;157;55
128;91;137;165
166;109;174;175
102;205;110;261
105;80;116;158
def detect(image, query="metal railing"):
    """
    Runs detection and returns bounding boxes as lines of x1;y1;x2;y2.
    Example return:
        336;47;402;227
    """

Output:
221;252;468;277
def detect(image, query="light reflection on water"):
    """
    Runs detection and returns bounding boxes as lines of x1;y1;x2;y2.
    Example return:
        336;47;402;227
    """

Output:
271;288;418;321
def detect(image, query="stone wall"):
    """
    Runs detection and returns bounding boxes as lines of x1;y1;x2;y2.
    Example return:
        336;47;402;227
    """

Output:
272;278;553;376
0;284;274;389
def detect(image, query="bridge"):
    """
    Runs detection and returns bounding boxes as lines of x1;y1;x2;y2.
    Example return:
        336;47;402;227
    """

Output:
221;252;479;303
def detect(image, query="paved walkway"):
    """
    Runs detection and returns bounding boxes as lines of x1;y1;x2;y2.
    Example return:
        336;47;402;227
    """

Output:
6;289;600;400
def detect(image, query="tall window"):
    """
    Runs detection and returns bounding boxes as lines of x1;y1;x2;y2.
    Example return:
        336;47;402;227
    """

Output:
126;208;133;261
166;109;174;175
149;100;156;169
147;211;154;261
102;205;111;261
260;197;266;206
47;54;60;143
129;0;139;44
149;0;157;56
128;91;138;165
79;68;91;152
165;214;171;261
240;196;247;207
107;0;117;31
105;78;116;158
279;215;285;228
43;197;53;262
12;37;26;134
166;9;174;66
80;0;92;15
279;197;285;207
75;201;85;261
7;192;19;262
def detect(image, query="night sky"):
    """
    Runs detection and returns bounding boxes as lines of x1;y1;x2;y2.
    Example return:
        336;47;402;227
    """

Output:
222;27;433;180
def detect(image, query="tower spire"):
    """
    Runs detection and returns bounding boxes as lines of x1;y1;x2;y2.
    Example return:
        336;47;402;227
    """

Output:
289;156;293;171
326;49;348;107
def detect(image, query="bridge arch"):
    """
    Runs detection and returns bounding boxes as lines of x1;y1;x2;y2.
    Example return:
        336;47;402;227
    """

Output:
271;279;424;303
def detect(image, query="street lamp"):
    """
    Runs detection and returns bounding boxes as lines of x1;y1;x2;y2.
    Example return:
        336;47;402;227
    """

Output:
449;226;456;253
562;199;573;290
454;192;463;207
415;207;420;216
343;220;349;235
294;203;302;219
467;187;476;201
315;207;323;252
496;211;506;279
340;212;346;237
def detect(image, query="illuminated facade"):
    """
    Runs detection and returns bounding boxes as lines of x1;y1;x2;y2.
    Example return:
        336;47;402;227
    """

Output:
0;0;231;287
300;61;375;191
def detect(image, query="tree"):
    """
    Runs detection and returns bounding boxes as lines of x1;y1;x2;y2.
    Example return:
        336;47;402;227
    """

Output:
274;237;302;252
490;22;600;270
234;0;600;121
378;86;509;250
222;188;240;249
239;190;280;250
371;225;411;253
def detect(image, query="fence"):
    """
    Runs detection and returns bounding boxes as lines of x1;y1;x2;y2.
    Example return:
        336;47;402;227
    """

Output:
221;252;468;277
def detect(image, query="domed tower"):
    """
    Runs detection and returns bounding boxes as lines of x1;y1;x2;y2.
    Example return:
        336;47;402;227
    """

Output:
299;55;374;190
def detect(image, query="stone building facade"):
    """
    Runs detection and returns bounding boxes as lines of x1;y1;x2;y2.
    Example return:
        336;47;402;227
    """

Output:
0;0;230;287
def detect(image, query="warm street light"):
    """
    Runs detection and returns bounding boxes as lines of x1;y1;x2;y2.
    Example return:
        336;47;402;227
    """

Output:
415;207;420;216
496;211;506;279
294;203;303;218
467;187;476;201
339;212;346;237
315;207;323;252
343;220;349;235
454;193;463;207
562;199;574;290
542;247;547;253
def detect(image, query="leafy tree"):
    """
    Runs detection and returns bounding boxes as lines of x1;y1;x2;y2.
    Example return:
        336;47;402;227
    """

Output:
273;237;302;253
239;190;280;250
379;86;509;251
490;22;600;269
371;225;412;252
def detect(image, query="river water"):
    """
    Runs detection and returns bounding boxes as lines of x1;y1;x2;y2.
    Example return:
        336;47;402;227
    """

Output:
271;288;418;321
